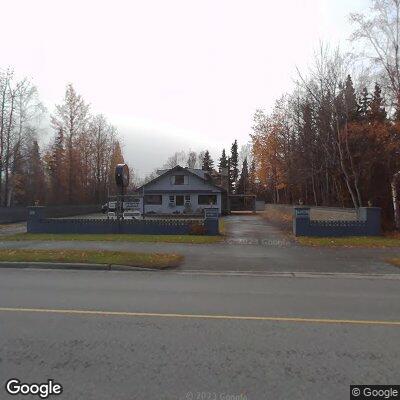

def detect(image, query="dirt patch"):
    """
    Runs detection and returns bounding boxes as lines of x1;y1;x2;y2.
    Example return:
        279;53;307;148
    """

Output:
259;206;292;233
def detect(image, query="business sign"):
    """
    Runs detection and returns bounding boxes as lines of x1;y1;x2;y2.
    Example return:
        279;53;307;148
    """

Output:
124;201;139;209
115;164;130;187
204;208;219;219
295;208;310;218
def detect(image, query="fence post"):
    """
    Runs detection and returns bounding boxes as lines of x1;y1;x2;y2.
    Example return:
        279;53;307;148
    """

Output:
204;208;219;235
27;206;46;233
358;207;381;236
293;207;310;236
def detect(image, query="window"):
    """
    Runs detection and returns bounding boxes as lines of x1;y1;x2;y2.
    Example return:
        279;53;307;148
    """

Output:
185;195;191;204
176;195;184;206
173;175;185;185
144;195;162;205
198;195;217;205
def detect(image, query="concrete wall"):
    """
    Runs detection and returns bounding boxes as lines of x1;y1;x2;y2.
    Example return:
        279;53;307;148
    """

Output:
27;207;220;236
293;207;381;237
0;205;101;224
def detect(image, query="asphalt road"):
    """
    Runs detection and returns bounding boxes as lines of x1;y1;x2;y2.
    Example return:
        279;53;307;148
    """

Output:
1;268;399;400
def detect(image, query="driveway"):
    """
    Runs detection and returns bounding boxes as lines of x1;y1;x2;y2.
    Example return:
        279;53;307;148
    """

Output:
224;213;292;246
0;222;26;236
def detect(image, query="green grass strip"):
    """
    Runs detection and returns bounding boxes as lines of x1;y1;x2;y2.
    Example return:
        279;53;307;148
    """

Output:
1;233;224;244
297;236;400;248
0;249;183;269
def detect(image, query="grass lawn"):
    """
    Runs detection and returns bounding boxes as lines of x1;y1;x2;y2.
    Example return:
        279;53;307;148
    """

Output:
218;218;226;235
386;258;400;268
1;232;224;244
0;249;183;269
297;234;400;248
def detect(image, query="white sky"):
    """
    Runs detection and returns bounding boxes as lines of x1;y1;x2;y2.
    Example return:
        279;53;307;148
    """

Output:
1;0;368;177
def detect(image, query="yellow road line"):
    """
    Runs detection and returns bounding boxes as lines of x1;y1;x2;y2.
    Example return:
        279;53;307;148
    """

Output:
0;307;399;326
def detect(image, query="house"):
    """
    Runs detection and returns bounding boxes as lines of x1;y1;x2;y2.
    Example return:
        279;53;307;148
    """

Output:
133;165;226;215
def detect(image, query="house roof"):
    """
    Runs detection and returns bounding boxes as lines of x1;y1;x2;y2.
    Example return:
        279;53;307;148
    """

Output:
135;165;226;193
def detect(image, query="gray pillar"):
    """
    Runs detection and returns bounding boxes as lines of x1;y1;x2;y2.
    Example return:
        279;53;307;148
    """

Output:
293;207;311;236
204;208;219;235
27;206;46;233
359;207;381;236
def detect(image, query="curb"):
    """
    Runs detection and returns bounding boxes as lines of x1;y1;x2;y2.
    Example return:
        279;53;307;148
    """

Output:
0;262;160;272
172;269;400;280
1;263;399;279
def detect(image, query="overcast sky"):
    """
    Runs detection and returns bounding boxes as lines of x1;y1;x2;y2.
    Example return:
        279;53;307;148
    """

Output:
1;0;368;177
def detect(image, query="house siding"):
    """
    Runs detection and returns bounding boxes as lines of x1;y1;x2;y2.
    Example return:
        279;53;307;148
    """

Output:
134;169;223;215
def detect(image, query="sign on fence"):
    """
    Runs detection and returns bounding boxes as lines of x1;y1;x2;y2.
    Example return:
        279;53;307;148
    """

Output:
204;208;219;219
294;208;310;218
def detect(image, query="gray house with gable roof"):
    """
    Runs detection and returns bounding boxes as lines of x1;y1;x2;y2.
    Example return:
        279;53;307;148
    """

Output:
134;165;225;215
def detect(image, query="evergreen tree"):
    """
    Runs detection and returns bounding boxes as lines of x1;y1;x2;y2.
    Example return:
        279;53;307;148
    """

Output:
236;157;249;194
344;75;360;122
230;140;239;192
369;83;387;123
218;149;228;171
202;150;214;172
45;129;66;204
359;87;371;121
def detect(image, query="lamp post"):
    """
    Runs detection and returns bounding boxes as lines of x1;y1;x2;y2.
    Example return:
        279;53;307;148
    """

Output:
115;163;130;220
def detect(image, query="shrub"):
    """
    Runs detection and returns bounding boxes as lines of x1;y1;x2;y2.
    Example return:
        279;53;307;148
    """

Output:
189;223;206;235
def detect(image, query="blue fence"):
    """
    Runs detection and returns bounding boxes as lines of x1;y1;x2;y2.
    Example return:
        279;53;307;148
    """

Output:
293;207;381;237
27;207;219;236
1;204;101;224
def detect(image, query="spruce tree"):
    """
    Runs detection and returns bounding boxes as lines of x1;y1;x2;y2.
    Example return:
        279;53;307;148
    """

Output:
344;75;360;122
202;150;214;173
46;129;66;204
359;87;371;121
369;83;387;123
236;157;249;194
230;140;239;192
218;149;228;171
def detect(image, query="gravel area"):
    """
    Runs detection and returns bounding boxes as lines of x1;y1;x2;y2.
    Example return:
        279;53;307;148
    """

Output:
310;208;357;221
265;204;357;221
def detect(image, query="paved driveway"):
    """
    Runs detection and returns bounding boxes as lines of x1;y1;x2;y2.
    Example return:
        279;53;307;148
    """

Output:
224;213;292;246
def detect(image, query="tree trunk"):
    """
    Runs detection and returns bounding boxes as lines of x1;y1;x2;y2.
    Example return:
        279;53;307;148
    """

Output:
392;171;400;230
